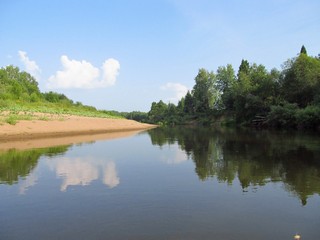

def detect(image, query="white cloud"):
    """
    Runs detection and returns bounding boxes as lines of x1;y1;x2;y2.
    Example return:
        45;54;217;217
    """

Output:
101;58;120;87
18;51;41;79
47;55;120;89
161;82;189;103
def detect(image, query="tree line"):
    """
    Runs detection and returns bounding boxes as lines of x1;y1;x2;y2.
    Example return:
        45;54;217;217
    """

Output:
133;46;320;129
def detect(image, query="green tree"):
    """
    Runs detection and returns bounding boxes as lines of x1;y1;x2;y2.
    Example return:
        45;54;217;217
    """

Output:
184;91;194;114
231;61;281;123
192;69;217;114
165;103;178;125
148;100;168;123
0;66;41;101
237;59;250;80
281;53;320;107
216;64;236;110
300;45;307;55
176;97;185;116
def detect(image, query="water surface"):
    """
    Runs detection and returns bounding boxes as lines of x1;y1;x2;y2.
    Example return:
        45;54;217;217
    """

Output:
1;128;319;239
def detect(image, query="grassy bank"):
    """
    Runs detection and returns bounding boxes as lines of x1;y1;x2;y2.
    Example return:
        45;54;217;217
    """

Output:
0;65;123;125
0;100;122;125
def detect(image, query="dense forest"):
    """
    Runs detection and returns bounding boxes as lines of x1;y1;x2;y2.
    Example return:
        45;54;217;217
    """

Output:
130;46;320;129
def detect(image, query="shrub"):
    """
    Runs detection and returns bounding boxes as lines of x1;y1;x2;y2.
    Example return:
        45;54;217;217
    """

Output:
267;102;298;128
0;99;9;108
30;93;41;102
296;105;320;129
5;115;18;125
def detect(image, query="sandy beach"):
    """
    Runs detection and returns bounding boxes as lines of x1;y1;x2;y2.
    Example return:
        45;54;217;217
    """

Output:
0;115;156;149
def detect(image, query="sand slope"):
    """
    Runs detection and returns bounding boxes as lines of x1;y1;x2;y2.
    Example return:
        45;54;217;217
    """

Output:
0;115;156;142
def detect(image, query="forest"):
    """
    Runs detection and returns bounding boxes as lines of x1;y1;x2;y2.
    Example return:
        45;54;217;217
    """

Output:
133;46;320;129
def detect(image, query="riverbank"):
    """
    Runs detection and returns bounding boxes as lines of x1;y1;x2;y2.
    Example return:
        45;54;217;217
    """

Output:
0;114;157;142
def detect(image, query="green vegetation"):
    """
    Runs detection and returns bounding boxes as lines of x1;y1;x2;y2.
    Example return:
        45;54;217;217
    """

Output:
0;65;122;124
142;46;320;129
0;146;69;185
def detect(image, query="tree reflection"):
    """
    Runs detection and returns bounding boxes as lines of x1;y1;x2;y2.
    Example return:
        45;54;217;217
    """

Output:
147;127;320;205
0;145;121;192
0;146;69;185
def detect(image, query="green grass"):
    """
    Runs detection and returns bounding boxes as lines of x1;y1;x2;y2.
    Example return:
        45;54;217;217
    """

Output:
5;115;18;125
3;113;34;125
0;100;123;125
38;116;49;121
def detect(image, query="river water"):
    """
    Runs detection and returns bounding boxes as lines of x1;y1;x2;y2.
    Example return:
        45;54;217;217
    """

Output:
1;127;319;239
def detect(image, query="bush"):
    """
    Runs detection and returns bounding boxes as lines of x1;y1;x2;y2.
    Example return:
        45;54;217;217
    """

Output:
267;102;298;128
0;99;9;108
5;115;18;125
296;105;320;129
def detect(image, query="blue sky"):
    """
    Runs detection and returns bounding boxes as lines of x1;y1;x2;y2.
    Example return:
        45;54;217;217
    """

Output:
1;0;319;112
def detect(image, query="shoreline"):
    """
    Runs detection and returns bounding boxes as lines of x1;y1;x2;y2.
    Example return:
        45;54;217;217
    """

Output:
0;115;157;149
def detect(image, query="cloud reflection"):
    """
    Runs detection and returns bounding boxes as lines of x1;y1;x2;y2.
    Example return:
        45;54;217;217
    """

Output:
19;170;38;194
56;157;99;191
103;161;120;188
50;157;120;191
162;144;188;164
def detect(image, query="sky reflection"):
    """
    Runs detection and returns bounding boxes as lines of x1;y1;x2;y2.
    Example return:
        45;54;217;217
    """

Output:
161;144;189;165
103;161;120;188
19;169;38;194
49;157;120;191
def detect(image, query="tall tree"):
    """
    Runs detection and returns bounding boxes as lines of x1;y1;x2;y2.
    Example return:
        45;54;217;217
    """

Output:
237;59;250;80
184;91;194;114
281;53;320;107
216;64;236;110
192;69;217;113
300;45;307;55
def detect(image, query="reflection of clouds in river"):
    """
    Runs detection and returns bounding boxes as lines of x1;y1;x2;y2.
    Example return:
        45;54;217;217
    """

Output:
103;161;120;188
161;144;188;164
56;157;99;191
19;170;38;194
49;157;120;191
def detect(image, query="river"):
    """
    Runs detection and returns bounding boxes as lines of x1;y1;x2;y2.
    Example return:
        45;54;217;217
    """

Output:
1;127;319;239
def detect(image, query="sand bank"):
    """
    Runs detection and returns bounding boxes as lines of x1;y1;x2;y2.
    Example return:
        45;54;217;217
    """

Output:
0;116;156;149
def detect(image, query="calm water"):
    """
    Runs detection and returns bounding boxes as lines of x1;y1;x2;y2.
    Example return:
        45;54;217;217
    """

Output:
1;127;320;240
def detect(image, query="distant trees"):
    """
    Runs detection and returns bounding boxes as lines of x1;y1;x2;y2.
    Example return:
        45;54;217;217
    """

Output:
144;46;320;129
43;91;73;105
